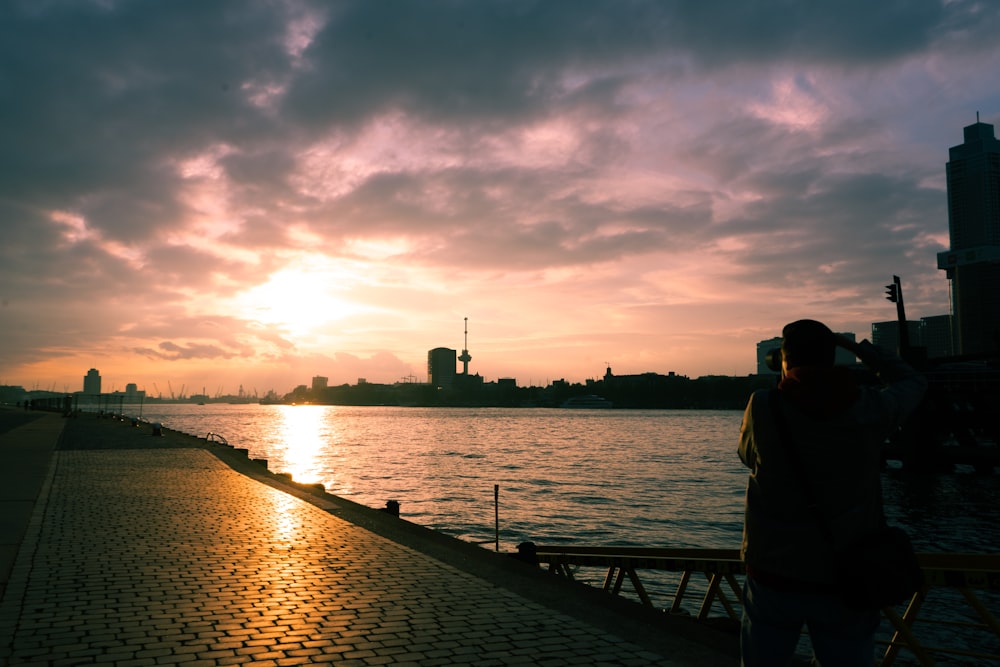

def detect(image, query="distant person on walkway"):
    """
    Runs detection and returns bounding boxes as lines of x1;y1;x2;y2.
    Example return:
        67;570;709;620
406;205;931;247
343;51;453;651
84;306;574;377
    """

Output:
738;319;927;666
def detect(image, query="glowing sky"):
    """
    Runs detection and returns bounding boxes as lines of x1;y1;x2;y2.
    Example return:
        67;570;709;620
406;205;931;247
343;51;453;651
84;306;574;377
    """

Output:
2;1;999;394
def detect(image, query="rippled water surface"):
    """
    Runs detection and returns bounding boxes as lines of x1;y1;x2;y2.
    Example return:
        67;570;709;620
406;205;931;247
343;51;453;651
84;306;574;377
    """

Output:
132;404;998;554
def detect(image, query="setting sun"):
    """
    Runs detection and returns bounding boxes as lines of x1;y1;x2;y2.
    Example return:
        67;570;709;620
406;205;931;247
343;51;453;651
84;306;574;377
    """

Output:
233;262;369;338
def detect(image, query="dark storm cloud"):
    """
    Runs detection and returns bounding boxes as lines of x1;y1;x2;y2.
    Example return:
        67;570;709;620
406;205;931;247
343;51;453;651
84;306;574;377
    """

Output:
0;0;291;236
285;0;983;129
669;107;948;294
724;170;945;290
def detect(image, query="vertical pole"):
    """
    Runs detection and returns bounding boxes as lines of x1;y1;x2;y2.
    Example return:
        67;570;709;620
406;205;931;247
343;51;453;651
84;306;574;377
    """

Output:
494;484;499;552
893;275;910;357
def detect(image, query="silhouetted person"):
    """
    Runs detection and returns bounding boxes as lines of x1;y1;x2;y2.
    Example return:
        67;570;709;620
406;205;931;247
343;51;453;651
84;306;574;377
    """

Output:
738;319;926;666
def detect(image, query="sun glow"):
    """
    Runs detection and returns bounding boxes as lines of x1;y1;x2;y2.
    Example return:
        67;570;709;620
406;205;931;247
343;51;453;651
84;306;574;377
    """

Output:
232;260;370;338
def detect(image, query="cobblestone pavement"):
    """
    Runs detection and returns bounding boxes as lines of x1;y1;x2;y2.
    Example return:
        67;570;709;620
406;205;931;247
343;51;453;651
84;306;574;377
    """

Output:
0;434;733;666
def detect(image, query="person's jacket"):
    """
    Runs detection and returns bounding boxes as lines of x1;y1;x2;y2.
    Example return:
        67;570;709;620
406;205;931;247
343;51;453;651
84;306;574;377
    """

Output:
738;342;927;586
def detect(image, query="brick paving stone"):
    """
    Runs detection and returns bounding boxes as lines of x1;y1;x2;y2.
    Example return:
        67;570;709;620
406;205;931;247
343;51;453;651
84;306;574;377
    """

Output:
0;441;735;666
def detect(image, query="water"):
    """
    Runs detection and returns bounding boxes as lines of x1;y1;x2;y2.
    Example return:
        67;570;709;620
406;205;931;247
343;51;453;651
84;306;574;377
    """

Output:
128;403;1000;663
128;404;1000;552
131;404;749;550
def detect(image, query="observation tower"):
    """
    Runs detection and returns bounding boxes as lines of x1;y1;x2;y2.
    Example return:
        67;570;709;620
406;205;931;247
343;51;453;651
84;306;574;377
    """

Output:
458;317;472;375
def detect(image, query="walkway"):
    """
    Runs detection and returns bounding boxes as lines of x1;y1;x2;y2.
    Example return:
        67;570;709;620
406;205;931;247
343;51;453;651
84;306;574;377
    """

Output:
0;410;735;666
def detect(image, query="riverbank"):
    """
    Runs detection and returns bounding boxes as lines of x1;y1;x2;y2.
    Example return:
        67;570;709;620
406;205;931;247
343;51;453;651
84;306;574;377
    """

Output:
0;408;737;665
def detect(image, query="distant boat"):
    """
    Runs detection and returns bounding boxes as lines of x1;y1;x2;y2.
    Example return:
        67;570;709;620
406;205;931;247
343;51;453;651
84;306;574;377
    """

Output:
559;394;613;409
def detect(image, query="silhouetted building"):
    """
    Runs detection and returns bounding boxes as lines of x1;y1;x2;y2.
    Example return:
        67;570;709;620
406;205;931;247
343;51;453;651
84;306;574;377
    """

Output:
603;366;684;387
937;119;1000;357
497;378;517;391
872;321;922;357
919;314;955;358
427;348;456;388
312;376;328;392
871;316;954;359
755;333;857;374
834;334;858;365
453;372;484;391
0;385;27;404
756;337;783;375
110;383;145;403
124;383;144;402
83;368;101;395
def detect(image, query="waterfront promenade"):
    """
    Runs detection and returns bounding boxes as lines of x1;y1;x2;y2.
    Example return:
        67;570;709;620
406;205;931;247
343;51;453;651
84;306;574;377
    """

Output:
0;409;736;666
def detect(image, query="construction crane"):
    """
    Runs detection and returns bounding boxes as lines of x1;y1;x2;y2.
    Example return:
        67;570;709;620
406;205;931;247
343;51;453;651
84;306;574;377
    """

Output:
168;381;175;400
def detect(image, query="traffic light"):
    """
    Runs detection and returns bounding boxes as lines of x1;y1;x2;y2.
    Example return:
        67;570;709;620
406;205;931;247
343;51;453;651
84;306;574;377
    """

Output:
885;283;898;302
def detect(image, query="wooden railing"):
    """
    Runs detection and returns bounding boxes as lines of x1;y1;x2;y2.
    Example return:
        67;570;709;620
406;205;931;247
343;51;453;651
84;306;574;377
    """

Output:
534;545;1000;666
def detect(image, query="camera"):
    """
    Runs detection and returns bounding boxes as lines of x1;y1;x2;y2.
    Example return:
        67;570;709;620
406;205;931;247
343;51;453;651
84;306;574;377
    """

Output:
765;348;782;372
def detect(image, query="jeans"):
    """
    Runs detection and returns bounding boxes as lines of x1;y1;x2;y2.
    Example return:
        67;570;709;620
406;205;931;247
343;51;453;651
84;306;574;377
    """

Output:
741;575;881;666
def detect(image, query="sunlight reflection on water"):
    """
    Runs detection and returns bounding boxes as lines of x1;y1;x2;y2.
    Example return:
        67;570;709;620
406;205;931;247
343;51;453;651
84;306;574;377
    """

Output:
139;405;747;549
136;404;998;556
271;405;327;488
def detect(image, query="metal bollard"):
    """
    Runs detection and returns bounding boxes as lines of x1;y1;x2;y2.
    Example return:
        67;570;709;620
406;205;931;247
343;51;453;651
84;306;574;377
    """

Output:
151;422;162;437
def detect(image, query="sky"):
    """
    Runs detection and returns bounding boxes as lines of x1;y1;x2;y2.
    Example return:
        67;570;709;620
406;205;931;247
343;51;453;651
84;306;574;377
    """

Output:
2;0;1000;396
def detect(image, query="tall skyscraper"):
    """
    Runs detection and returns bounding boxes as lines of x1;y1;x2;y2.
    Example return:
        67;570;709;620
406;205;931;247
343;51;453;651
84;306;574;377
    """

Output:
83;368;101;395
427;348;456;388
937;119;1000;357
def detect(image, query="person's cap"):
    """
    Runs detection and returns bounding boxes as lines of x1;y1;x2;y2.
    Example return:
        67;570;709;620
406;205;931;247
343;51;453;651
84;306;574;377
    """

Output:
781;319;835;368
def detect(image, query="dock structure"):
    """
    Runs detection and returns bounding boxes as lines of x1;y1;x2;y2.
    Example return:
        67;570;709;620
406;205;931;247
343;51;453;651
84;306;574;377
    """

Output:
0;409;734;666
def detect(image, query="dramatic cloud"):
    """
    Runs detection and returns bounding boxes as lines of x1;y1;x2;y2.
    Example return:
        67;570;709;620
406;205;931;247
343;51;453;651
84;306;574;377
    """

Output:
1;0;998;392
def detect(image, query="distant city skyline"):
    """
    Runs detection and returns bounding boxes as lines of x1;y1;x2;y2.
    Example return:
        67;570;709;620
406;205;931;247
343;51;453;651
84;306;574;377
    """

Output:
1;3;999;392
